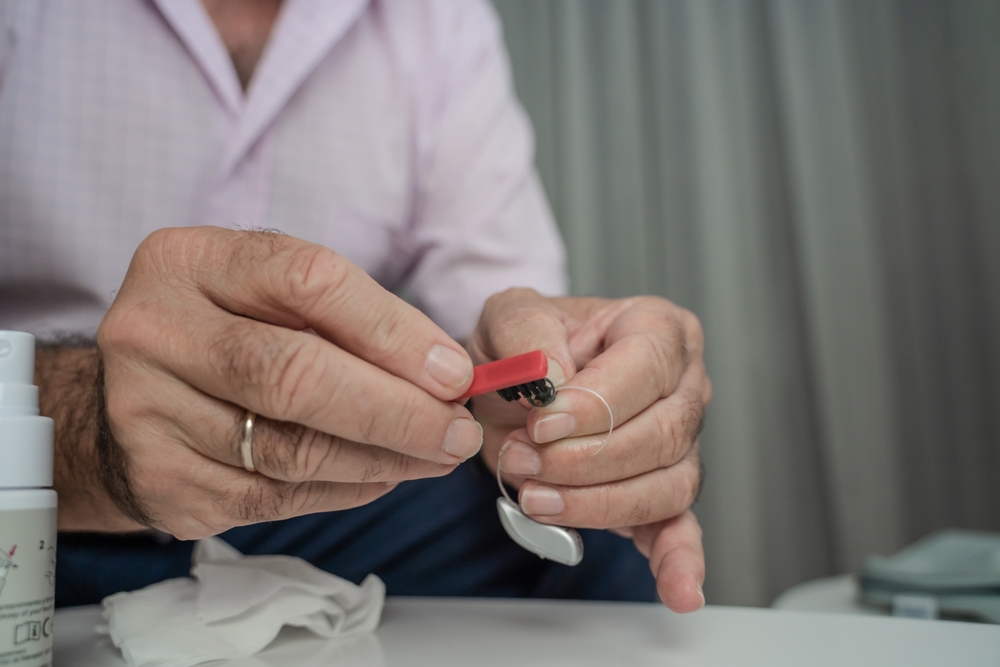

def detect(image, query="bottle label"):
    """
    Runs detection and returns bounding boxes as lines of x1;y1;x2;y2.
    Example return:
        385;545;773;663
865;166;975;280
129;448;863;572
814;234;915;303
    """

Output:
0;508;56;667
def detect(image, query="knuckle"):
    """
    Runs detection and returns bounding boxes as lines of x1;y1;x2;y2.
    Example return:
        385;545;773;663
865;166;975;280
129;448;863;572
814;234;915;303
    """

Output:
683;310;706;355
136;227;185;265
680;388;707;439
285;244;350;315
506;300;550;329
653;391;704;469
558;430;641;486
683;465;701;509
228;229;293;272
594;485;619;526
673;457;702;511
358;409;381;445
359;448;438;483
98;288;165;356
253;420;317;482
484;287;540;314
96;307;132;351
371;450;417;482
207;322;268;392
630;333;673;390
481;288;547;339
594;481;650;527
295;431;345;481
606;431;640;483
359;448;386;482
633;295;666;313
693;455;706;504
221;338;266;388
424;461;458;479
230;477;289;524
101;229;209;356
631;295;676;326
653;390;705;468
362;305;411;362
364;390;425;450
391;395;425;446
632;306;689;381
653;405;684;469
295;434;330;482
286;481;327;516
663;318;688;368
134;227;205;285
208;327;323;420
547;444;586;484
624;496;653;526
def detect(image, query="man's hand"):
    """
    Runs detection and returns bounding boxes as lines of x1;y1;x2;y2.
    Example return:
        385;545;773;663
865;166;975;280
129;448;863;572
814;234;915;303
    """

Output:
467;289;710;612
47;227;483;537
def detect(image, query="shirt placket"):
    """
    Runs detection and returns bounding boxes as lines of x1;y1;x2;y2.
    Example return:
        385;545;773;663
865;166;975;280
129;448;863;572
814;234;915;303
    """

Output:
203;131;276;230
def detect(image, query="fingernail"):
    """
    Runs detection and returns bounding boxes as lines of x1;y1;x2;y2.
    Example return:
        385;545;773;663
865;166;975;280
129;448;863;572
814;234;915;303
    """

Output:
520;484;564;516
425;344;472;389
500;440;542;476
545;356;568;386
697;585;706;609
533;412;576;443
442;418;482;459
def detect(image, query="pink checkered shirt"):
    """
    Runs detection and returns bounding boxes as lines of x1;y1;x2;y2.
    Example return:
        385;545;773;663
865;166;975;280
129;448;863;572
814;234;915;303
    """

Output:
0;0;566;340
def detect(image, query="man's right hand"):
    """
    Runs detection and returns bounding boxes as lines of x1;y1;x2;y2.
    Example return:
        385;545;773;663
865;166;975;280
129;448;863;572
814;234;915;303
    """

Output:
51;227;481;537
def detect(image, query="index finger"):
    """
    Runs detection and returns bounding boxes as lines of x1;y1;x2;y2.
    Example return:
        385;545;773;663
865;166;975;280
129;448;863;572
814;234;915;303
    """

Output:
170;227;474;400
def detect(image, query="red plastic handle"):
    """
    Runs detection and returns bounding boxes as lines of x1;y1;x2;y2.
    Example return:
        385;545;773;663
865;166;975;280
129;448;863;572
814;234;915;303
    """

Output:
458;350;548;401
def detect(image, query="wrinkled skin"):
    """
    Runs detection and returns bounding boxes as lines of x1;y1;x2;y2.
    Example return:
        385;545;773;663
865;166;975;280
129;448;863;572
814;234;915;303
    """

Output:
468;289;710;611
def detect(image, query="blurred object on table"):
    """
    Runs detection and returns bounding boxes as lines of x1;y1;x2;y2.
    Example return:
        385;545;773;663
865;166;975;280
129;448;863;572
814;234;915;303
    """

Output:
860;530;1000;623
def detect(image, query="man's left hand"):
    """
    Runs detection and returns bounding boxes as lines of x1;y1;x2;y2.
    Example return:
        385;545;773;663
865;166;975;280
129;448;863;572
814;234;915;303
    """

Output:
467;289;710;612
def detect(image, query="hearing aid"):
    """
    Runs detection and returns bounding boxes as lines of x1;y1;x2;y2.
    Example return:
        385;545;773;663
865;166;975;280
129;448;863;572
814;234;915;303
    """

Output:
460;351;614;567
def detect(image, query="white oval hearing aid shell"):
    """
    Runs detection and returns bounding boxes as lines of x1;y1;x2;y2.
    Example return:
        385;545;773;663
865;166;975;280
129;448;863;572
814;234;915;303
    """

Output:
497;497;584;566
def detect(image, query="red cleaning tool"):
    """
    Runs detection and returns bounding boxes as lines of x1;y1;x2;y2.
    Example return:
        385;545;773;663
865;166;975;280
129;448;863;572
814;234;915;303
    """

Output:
458;350;556;407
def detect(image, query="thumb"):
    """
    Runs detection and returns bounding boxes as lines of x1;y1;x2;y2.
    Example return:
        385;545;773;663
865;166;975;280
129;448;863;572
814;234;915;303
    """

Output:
469;289;576;389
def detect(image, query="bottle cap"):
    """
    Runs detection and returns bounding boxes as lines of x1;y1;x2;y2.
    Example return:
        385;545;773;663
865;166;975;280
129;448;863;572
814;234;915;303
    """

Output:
0;332;54;488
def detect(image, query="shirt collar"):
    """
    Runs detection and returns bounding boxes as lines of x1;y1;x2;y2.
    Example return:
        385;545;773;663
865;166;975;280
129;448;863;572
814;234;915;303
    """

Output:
152;0;370;176
152;0;244;116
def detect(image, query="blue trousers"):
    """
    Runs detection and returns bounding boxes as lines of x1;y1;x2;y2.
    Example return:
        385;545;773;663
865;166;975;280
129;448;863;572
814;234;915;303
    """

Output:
55;459;656;607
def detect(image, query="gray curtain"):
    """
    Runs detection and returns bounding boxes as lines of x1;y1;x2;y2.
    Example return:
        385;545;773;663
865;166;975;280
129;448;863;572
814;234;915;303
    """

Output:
492;0;1000;607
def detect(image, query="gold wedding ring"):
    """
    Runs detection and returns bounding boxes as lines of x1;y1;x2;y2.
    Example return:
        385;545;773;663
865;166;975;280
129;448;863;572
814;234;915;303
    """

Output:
240;410;257;472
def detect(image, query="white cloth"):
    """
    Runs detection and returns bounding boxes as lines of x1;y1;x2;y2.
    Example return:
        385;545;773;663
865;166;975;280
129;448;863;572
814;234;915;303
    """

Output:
0;0;567;340
101;537;385;667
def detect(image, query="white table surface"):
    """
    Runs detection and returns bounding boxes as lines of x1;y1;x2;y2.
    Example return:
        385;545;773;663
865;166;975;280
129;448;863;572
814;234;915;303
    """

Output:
55;597;1000;667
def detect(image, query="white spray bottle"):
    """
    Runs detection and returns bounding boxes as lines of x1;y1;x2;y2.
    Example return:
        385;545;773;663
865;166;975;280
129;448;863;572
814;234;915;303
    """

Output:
0;331;57;665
